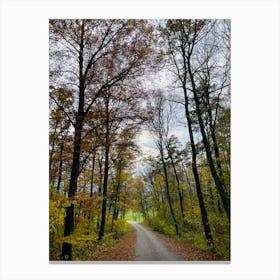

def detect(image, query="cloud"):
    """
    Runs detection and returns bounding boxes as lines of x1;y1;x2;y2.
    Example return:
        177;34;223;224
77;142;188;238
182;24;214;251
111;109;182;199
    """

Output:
136;125;189;156
136;130;157;154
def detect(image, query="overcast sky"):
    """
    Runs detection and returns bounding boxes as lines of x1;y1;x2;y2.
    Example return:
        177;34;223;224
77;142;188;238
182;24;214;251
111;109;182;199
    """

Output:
133;114;189;175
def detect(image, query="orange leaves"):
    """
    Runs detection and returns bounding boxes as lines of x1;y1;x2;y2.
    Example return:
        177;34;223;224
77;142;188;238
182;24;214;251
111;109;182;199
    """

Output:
74;215;87;224
75;195;103;203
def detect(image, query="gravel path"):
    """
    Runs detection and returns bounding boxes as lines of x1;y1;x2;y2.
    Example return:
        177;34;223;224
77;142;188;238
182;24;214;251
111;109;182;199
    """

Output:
129;221;184;261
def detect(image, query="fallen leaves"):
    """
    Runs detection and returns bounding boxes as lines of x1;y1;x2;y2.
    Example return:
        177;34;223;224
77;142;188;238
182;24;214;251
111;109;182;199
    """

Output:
96;225;137;261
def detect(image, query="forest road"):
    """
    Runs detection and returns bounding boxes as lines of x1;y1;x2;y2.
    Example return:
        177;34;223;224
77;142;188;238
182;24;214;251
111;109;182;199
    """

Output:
129;221;184;261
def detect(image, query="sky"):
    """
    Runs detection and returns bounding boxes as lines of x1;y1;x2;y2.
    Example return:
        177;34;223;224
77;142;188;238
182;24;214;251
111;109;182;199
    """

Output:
132;61;190;175
133;116;189;175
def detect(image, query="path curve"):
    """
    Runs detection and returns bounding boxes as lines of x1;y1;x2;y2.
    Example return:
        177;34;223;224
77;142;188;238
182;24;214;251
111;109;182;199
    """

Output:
129;221;184;261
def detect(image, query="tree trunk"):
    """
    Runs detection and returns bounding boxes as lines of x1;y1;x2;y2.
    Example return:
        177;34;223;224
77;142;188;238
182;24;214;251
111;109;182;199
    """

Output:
90;151;96;198
159;147;180;236
49;118;59;182
61;116;84;260
204;90;224;181
217;197;223;214
177;40;213;244
98;95;110;240
87;151;96;230
183;87;213;245
187;59;230;222
186;118;213;244
111;191;120;231
209;184;216;210
62;204;75;260
62;20;85;260
96;155;103;231
56;141;64;193
98;141;109;240
111;159;122;231
166;147;185;224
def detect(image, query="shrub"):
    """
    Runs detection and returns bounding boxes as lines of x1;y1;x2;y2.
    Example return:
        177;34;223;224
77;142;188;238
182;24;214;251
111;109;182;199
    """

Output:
113;219;129;239
147;216;175;236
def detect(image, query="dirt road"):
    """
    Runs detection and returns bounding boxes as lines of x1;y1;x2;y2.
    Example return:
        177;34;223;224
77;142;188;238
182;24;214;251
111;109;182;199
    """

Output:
129;221;184;261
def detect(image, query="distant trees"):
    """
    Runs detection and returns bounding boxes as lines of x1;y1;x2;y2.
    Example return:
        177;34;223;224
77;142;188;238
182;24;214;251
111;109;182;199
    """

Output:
147;92;180;235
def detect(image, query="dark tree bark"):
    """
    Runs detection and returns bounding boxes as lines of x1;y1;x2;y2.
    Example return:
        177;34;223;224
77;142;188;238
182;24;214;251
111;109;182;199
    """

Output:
98;144;109;240
187;58;230;222
96;154;103;231
159;147;180;236
90;151;96;198
98;95;110;240
62;20;85;260
111;164;122;231
169;29;214;244
204;88;224;179
85;151;96;231
62;204;75;260
217;197;223;214
49;118;59;183
183;93;213;244
62;115;84;260
56;141;64;193
166;145;185;224
208;184;216;210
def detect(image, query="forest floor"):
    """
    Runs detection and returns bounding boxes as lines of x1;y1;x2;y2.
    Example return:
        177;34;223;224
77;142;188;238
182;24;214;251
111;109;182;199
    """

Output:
96;225;137;261
97;222;220;261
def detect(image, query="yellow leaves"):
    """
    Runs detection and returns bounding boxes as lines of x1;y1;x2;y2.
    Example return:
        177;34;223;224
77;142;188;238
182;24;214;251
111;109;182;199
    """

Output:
76;195;101;203
154;174;165;189
49;197;75;233
94;196;104;202
112;219;129;239
119;172;130;184
90;208;102;215
50;196;73;208
49;200;66;234
132;176;145;190
57;232;98;245
180;182;188;190
116;201;129;209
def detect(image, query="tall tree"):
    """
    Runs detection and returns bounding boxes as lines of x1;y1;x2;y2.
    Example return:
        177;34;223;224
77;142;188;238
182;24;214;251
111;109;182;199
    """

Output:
148;92;180;236
98;83;147;239
161;20;215;243
165;135;186;224
162;19;230;222
50;19;156;259
49;87;73;194
110;127;138;230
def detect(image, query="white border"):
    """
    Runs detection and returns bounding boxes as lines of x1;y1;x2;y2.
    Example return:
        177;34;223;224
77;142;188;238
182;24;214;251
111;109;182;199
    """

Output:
0;0;279;279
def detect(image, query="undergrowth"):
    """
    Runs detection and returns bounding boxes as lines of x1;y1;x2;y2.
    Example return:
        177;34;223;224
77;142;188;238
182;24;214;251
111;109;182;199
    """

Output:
49;219;130;261
146;212;230;260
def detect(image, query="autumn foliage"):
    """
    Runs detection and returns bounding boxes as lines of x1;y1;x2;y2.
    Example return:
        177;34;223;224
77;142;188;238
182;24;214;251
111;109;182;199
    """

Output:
49;19;230;261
